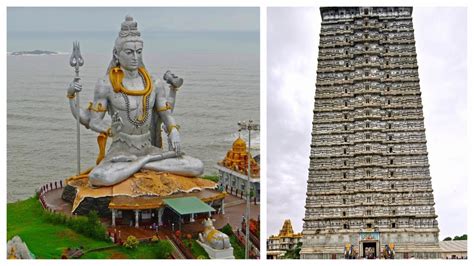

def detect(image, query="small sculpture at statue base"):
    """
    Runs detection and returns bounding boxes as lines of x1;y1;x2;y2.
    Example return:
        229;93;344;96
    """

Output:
197;241;235;259
197;218;234;259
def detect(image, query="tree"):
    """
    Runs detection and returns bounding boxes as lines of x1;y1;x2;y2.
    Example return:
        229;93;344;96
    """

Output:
87;211;99;225
283;242;302;259
220;224;233;236
124;235;139;249
250;188;255;198
453;234;467;241
202;175;219;183
443;234;467;241
154;240;173;259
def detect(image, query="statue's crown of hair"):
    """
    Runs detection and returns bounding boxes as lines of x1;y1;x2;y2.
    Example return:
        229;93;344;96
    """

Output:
119;16;141;37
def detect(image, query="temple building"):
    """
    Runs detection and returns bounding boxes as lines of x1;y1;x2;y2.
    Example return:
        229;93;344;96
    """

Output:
267;219;302;259
301;7;440;259
215;137;260;202
439;240;467;259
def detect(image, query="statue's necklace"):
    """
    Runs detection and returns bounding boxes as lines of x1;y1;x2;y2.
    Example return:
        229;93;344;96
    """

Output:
121;89;150;128
109;67;152;127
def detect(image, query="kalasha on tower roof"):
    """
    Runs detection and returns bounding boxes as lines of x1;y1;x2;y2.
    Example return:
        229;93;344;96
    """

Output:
220;137;260;177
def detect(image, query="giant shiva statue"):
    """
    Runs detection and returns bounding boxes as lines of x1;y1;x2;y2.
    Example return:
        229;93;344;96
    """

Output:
66;16;203;187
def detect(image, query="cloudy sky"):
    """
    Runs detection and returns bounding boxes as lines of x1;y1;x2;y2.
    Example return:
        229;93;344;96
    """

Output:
7;7;259;33
7;7;259;53
267;7;467;240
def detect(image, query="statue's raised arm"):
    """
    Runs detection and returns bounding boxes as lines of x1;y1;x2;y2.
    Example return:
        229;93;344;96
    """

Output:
163;70;183;111
88;78;112;134
66;78;92;129
154;78;181;153
66;77;112;134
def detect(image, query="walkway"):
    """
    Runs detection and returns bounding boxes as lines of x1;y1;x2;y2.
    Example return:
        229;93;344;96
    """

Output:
41;187;72;214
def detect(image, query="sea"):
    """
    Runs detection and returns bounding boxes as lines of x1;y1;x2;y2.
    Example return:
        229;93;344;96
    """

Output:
7;31;260;202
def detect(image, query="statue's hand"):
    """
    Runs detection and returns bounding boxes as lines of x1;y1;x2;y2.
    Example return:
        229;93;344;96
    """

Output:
163;70;183;89
169;128;181;154
67;77;82;98
110;112;123;136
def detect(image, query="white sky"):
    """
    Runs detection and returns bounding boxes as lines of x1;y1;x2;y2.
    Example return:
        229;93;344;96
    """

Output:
7;7;259;33
267;7;467;240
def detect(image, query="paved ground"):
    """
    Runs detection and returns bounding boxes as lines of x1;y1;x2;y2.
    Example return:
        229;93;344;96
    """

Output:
42;187;72;214
181;196;259;234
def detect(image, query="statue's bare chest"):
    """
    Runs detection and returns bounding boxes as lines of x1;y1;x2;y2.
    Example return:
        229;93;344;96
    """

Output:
108;86;156;111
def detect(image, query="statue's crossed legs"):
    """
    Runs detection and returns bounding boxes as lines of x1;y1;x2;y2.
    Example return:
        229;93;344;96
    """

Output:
89;143;203;187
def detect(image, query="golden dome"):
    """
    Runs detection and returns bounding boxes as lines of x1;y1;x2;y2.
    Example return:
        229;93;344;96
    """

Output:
232;137;247;153
221;136;260;177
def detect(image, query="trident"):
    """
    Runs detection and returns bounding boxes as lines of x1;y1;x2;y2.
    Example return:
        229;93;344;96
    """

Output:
69;41;84;175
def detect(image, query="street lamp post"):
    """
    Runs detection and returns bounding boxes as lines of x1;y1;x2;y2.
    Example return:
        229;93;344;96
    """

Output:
238;120;259;259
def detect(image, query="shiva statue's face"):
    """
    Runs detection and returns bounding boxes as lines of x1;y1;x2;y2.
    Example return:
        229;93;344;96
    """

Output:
117;41;143;71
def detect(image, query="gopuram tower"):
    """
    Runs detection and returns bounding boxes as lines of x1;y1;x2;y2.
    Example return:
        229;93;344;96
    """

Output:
301;7;440;259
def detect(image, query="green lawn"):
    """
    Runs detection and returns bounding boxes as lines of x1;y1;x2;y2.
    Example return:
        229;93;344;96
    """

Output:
220;224;245;259
8;197;174;259
82;241;173;259
7;197;109;259
182;236;245;259
182;239;210;259
229;235;245;259
8;197;244;259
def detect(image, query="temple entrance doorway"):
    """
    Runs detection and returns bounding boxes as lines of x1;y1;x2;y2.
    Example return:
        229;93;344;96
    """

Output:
362;242;377;259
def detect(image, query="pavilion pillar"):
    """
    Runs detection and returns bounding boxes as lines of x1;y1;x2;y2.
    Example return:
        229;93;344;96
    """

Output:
111;209;116;227
134;210;139;228
221;198;225;214
208;202;213;217
190;213;195;222
158;207;164;226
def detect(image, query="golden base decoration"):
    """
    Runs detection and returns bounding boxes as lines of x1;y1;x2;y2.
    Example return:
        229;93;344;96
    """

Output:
65;170;217;212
